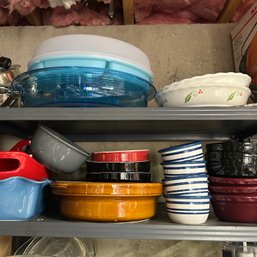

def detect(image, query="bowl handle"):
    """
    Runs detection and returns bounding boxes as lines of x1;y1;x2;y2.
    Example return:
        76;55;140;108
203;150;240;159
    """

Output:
0;151;49;180
10;139;31;152
0;152;22;177
1;91;21;108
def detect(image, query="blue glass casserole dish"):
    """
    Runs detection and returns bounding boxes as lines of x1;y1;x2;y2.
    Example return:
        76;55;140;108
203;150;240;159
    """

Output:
9;66;156;107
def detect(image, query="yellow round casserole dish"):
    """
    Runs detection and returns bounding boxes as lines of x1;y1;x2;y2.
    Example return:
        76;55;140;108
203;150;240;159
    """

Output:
51;181;163;222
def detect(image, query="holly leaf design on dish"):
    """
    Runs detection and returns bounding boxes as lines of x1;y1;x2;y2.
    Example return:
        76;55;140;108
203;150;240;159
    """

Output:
185;94;191;103
227;91;239;101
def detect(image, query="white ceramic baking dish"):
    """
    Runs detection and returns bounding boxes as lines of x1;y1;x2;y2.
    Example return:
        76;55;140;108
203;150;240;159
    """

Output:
155;72;252;107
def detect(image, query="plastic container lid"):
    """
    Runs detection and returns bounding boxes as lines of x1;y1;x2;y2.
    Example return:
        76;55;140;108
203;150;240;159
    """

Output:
28;34;153;78
51;181;163;196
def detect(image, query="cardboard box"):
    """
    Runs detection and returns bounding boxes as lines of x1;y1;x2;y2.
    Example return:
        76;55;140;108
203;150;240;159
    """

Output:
231;2;257;101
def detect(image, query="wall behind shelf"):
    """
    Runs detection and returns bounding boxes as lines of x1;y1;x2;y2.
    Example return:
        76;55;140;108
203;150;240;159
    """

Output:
0;24;235;256
1;23;234;107
95;239;222;257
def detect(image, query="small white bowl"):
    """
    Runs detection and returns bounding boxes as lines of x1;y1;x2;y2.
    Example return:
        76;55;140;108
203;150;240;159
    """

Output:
167;209;209;214
165;195;211;202
162;153;204;162
164;168;206;176
164;182;208;194
166;191;209;197
167;212;209;224
161;148;203;162
162;160;206;167
159;141;202;155
166;201;210;211
163;175;208;186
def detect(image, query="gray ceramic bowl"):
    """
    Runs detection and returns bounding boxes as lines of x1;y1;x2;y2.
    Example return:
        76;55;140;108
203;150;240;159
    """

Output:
31;125;90;174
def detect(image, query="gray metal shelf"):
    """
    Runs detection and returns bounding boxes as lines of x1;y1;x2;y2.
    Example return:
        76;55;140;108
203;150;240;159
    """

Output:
1;206;257;242
1;107;257;241
1;107;257;141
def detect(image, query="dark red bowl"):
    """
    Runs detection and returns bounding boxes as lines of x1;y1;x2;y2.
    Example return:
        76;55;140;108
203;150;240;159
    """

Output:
86;160;150;173
91;150;150;162
211;194;257;222
209;185;257;195
209;175;257;186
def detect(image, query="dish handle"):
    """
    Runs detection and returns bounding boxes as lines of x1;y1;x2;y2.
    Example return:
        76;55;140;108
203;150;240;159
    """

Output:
10;139;31;152
1;91;21;108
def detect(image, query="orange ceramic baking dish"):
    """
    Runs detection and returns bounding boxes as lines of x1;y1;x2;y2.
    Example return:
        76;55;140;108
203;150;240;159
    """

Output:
51;181;163;222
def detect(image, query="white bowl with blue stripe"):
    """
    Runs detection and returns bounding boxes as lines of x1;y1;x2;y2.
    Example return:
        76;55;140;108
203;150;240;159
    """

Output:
159;141;203;162
167;209;209;214
162;160;206;168
165;194;210;224
165;196;210;210
166;190;209;197
164;170;206;177
166;202;210;210
162;160;206;176
159;141;202;155
163;174;208;185
164;181;208;194
165;195;211;201
167;211;209;224
160;150;203;162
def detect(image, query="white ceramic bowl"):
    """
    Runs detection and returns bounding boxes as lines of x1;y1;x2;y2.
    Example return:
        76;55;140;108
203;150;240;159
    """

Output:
165;195;211;202
159;141;202;155
167;212;209;224
166;191;209;197
163;175;208;186
167;209;209;214
165;196;210;210
162;160;206;167
164;182;208;194
166;202;210;210
161;148;203;162
164;167;206;176
160;73;251;90
162;160;206;172
162;153;204;162
155;74;252;107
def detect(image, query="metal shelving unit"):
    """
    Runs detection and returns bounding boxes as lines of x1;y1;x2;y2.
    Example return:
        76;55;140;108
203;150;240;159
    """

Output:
1;107;257;141
1;206;257;242
1;107;257;241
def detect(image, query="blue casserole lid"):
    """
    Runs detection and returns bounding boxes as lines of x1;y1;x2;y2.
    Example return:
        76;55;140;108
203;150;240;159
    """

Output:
29;56;153;83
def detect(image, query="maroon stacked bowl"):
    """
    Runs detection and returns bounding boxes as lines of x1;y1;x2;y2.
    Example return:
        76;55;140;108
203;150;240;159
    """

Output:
86;149;151;182
209;176;257;223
